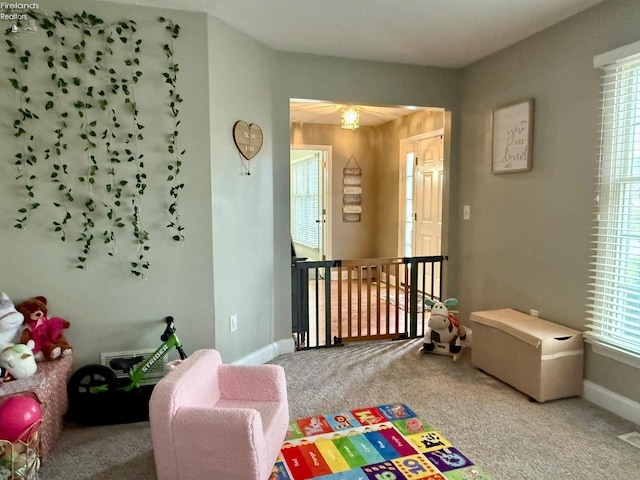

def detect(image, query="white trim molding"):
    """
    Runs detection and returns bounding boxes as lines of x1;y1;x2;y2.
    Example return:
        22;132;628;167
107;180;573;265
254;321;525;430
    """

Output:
585;338;640;369
232;338;295;365
583;380;640;425
594;39;640;68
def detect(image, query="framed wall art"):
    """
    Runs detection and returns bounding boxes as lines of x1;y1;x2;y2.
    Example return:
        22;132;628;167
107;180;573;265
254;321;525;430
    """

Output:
491;98;534;173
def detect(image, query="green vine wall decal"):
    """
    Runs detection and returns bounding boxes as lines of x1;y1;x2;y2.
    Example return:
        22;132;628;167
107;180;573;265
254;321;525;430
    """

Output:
7;36;40;227
160;17;185;242
4;10;185;278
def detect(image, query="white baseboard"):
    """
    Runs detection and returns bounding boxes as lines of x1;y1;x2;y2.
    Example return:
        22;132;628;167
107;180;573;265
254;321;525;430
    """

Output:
583;380;640;425
232;338;295;365
463;326;472;346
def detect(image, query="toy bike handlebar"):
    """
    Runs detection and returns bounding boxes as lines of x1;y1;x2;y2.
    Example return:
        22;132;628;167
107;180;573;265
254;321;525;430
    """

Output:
161;316;176;342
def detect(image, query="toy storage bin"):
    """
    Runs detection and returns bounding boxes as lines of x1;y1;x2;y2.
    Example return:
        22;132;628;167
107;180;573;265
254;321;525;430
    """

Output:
0;355;72;460
0;432;40;480
470;308;584;402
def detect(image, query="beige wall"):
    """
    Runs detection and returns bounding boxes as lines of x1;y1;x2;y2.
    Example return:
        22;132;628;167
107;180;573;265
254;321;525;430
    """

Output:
273;57;460;340
0;1;460;367
207;17;278;362
0;0;215;367
284;0;640;408
0;0;637;411
457;0;640;403
0;1;279;366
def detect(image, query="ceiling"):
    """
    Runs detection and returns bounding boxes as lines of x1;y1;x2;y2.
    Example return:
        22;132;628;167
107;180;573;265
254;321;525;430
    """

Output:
115;0;605;68
289;101;439;127
108;0;606;126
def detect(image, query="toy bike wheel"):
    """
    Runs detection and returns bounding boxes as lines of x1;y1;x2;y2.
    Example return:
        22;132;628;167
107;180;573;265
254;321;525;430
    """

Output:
67;364;118;399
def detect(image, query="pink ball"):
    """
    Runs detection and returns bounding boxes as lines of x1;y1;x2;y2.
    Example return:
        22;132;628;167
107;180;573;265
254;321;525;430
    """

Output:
0;396;42;442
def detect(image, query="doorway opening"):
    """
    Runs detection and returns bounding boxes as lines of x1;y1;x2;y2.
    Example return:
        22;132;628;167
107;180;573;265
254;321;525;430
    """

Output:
289;101;449;347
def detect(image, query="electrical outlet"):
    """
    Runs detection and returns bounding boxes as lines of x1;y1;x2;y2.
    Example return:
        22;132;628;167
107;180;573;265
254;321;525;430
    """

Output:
229;314;238;332
530;309;539;317
463;205;471;220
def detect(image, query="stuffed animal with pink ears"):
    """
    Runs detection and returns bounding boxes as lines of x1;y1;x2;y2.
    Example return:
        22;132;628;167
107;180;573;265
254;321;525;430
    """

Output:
420;297;467;361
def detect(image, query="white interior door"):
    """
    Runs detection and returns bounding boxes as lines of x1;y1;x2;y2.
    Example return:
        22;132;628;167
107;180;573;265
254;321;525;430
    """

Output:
414;135;443;257
399;132;444;294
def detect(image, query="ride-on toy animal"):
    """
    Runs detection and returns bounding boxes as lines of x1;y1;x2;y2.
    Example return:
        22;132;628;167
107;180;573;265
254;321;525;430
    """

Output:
420;297;467;361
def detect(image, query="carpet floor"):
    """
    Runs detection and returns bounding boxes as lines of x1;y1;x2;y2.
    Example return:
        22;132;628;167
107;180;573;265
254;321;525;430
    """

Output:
39;338;640;479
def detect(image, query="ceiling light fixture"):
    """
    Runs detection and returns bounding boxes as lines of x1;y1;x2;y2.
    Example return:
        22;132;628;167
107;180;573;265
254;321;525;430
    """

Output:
341;106;360;130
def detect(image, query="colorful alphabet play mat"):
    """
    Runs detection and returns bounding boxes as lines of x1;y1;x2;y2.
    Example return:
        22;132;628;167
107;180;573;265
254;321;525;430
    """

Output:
271;403;492;480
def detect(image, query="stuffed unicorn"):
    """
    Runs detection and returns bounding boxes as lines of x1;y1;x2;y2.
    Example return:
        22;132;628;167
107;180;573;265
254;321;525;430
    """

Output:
0;292;24;350
420;297;467;361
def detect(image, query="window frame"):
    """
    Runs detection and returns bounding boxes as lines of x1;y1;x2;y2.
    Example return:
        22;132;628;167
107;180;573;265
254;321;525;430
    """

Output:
586;41;640;369
290;154;321;251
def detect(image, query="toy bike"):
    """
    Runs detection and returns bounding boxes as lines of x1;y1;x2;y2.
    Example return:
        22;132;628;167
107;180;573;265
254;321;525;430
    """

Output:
66;315;187;425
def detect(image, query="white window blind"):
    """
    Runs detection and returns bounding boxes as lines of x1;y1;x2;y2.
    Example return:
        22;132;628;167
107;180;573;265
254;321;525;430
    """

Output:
291;156;320;249
586;44;640;364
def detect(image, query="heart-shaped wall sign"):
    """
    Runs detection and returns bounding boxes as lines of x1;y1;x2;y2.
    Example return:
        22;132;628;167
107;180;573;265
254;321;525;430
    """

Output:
233;121;263;160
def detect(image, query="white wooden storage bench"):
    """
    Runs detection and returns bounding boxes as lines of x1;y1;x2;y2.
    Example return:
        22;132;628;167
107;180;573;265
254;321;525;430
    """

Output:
470;309;584;402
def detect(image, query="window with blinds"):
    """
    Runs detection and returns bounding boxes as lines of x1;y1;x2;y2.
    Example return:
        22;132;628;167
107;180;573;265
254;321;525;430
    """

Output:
291;155;320;250
586;42;640;365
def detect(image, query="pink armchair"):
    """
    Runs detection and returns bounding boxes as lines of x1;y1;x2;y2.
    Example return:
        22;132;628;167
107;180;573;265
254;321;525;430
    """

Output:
149;349;289;480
